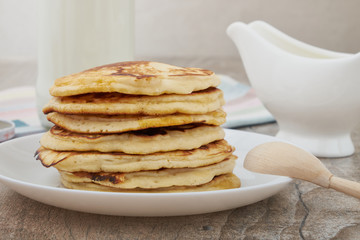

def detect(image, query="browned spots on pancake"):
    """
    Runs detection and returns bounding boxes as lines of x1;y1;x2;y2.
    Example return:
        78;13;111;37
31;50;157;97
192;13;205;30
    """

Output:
170;124;201;131
133;128;167;136
49;124;206;140
35;147;76;167
50;125;105;139
190;87;217;95
132;124;200;137
192;140;234;156
169;69;213;77
130;124;202;137
87;61;151;71
110;71;156;79
80;61;214;79
199;144;209;150
73;172;125;184
34;148;41;158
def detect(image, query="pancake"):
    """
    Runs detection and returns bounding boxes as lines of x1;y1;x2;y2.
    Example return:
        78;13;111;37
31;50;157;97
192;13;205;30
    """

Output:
49;61;220;97
59;155;236;189
43;87;224;115
61;173;241;193
46;109;226;134
37;60;240;193
40;124;225;154
36;140;234;172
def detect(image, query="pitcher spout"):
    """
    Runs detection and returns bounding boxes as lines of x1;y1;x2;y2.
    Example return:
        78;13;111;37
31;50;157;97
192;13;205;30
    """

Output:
226;22;257;56
226;21;280;88
226;22;248;47
226;21;280;73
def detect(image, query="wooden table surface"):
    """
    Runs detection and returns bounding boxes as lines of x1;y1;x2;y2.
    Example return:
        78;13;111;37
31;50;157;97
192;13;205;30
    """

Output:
0;57;359;240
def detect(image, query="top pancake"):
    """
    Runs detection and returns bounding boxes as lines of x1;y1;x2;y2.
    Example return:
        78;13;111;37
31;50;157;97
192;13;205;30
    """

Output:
50;61;220;97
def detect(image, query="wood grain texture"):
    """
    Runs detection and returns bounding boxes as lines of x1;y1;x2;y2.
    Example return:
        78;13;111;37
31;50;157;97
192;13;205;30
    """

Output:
0;57;360;239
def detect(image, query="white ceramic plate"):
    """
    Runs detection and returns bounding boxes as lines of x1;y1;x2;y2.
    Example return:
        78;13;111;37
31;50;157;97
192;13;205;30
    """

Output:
0;129;291;217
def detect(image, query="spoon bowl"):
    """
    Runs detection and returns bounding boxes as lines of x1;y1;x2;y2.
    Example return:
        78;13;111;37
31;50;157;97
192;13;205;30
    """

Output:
244;142;360;199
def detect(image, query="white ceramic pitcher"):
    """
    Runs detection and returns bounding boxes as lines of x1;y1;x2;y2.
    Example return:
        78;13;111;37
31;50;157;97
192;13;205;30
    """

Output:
227;20;360;157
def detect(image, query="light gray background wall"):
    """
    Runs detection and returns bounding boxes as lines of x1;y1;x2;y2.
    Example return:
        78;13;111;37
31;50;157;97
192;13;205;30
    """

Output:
1;0;359;60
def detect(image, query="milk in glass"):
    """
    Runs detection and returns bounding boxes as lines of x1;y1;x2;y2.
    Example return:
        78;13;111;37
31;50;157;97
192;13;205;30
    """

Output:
36;0;134;127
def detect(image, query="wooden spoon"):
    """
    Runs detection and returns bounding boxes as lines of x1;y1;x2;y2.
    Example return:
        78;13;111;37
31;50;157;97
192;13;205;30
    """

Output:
244;142;360;199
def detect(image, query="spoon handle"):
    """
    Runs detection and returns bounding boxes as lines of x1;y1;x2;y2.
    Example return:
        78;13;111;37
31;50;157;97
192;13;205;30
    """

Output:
329;176;360;199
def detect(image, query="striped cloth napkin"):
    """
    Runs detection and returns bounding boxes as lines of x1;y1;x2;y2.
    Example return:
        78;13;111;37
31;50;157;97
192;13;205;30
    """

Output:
218;75;275;128
0;86;45;137
0;75;274;138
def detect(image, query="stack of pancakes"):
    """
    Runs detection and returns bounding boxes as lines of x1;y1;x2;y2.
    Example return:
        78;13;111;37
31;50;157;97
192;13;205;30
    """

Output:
36;61;240;193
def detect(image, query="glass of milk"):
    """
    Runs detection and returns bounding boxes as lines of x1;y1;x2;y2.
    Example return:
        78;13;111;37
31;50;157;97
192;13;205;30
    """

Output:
36;0;134;128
